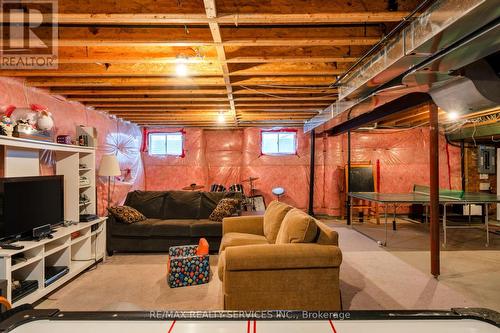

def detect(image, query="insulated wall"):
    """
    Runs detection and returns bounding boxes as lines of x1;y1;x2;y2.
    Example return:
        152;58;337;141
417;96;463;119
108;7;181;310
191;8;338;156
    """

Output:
0;77;145;216
143;126;461;215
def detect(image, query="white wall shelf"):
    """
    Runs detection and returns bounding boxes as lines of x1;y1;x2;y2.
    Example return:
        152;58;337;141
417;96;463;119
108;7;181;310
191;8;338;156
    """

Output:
0;135;95;154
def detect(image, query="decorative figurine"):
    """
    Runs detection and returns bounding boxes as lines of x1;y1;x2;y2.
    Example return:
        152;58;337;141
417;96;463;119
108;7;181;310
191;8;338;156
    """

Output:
0;115;14;136
36;110;54;131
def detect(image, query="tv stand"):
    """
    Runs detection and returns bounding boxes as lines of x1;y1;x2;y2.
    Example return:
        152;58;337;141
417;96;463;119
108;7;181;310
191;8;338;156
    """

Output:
0;218;106;307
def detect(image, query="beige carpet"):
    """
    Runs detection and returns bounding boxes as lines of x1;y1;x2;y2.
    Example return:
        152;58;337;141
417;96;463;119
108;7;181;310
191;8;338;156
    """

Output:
37;255;223;311
37;222;500;311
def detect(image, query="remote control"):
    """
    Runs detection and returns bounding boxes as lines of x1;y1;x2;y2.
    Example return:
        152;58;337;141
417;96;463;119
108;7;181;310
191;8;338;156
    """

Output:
0;244;25;250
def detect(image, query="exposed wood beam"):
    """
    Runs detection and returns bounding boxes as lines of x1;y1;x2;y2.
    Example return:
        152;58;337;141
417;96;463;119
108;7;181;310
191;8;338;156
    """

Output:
91;103;231;108
50;88;337;95
26;77;226;87
0;63;222;77
71;97;230;102
4;12;411;25
56;46;359;64
214;12;411;24
3;26;379;48
5;62;345;77
226;56;357;63
86;100;331;109
204;0;237;125
97;107;320;112
71;96;333;102
108;111;318;116
57;46;218;64
228;62;345;76
222;37;379;47
51;89;228;95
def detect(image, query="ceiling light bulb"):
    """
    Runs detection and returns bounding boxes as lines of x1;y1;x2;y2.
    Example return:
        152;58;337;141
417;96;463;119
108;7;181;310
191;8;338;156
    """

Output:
175;63;188;77
217;112;225;123
447;111;459;120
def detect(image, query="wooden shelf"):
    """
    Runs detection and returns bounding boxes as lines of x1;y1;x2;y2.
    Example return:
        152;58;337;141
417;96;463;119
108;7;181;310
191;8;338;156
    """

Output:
71;234;91;245
45;243;69;257
0;135;95;153
11;255;43;272
4;218;107;306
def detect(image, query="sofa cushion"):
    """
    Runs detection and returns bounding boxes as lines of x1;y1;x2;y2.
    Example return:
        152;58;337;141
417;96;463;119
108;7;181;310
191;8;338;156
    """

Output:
190;220;222;237
107;206;146;224
263;201;293;243
149;219;193;237
275;208;318;244
209;198;240;222
163;191;201;219
124;191;167;219
199;192;242;219
110;218;158;237
219;232;269;254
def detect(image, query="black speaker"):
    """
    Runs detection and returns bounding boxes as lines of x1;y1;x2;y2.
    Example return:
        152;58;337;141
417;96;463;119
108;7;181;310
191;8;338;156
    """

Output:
33;224;52;240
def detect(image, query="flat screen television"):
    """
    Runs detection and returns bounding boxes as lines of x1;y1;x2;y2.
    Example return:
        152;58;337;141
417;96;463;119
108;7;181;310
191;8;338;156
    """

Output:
0;175;64;241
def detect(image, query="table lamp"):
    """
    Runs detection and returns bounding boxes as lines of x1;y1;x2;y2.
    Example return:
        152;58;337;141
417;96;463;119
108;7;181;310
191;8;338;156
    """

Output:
98;154;121;210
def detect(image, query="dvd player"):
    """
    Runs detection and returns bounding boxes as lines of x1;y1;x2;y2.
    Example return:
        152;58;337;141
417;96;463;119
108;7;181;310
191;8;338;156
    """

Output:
45;266;69;287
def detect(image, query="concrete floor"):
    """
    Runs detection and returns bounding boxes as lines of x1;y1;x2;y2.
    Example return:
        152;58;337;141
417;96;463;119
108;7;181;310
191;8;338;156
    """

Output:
37;220;500;312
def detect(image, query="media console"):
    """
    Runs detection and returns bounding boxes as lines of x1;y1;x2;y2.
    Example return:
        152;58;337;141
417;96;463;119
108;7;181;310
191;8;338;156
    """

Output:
0;135;105;307
0;217;107;307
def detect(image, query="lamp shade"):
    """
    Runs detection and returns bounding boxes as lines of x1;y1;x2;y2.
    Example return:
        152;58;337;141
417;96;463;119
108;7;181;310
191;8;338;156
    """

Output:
98;154;121;176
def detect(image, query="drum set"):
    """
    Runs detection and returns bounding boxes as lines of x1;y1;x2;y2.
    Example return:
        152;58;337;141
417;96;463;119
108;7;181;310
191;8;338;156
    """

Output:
210;177;261;211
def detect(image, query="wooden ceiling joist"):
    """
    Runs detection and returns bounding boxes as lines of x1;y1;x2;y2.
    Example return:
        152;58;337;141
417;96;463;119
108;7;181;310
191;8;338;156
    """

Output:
0;0;423;126
50;87;337;96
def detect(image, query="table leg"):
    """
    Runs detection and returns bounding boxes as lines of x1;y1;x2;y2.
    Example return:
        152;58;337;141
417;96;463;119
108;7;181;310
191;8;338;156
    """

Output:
443;204;447;248
392;204;397;231
383;205;388;246
349;196;353;226
468;204;472;224
485;203;489;247
425;205;429;225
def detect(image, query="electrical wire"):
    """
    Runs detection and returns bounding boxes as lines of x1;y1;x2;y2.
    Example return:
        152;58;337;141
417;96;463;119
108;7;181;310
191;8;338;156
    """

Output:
253;84;333;90
238;85;337;100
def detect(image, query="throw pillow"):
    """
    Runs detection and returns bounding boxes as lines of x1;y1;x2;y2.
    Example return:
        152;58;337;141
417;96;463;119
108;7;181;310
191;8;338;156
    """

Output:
107;205;147;224
275;208;318;244
209;198;240;222
263;200;293;243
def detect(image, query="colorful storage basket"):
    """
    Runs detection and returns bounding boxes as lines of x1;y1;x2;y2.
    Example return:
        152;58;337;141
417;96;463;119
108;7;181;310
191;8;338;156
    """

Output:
167;244;210;288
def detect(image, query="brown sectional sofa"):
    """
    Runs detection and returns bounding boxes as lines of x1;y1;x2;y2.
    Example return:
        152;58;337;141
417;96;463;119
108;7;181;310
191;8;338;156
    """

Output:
106;190;241;254
218;201;342;310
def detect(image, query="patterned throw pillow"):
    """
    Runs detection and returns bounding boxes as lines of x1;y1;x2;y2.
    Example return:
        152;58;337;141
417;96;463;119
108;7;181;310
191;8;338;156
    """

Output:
107;205;147;224
209;198;240;222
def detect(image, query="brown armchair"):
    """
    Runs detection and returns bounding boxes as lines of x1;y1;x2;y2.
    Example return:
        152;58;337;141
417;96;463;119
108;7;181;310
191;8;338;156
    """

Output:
217;205;342;310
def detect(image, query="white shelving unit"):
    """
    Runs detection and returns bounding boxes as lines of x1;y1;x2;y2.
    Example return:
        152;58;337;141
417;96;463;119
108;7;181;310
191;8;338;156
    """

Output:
0;218;106;306
0;135;106;306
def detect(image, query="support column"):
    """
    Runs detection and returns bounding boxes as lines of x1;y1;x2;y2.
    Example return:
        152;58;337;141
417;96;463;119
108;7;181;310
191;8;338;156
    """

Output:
429;102;440;277
460;140;465;191
308;129;316;216
346;130;352;225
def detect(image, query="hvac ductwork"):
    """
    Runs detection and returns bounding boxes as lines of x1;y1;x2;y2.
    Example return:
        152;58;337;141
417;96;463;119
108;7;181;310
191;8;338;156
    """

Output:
305;0;500;134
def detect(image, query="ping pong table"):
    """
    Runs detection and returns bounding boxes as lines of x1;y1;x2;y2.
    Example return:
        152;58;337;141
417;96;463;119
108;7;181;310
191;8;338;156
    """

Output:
349;185;500;247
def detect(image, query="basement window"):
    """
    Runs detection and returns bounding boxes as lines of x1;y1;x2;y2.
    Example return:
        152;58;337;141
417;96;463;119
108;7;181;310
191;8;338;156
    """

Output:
148;132;184;156
261;130;297;155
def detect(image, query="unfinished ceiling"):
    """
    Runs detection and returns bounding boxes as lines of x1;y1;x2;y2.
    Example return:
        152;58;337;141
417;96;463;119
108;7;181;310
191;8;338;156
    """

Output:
0;0;422;127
